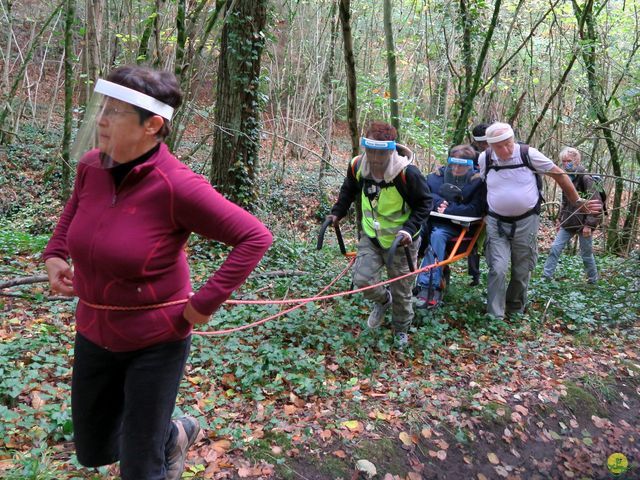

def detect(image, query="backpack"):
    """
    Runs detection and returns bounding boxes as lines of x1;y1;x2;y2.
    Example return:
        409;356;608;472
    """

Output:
590;174;608;215
484;143;544;212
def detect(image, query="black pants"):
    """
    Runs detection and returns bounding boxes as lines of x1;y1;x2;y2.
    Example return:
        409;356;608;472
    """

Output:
467;245;480;280
72;333;191;479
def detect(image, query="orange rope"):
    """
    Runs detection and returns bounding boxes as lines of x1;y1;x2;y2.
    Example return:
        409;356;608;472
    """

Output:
194;257;355;336
80;298;188;311
77;222;484;335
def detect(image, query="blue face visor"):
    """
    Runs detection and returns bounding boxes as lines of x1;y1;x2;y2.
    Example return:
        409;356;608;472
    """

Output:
361;137;397;150
447;157;474;167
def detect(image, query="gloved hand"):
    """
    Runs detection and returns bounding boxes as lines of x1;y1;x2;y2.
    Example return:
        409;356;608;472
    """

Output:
397;230;413;246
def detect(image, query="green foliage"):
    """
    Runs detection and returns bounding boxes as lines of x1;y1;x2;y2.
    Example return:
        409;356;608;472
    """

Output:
1;447;58;480
0;225;49;255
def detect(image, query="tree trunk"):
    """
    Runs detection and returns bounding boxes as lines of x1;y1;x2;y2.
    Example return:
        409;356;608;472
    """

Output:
451;0;502;144
79;0;103;115
319;0;339;193
527;2;590;143
339;0;358;157
61;0;75;200
574;0;624;253
210;0;268;207
0;2;63;144
383;0;399;135
166;0;226;151
620;187;640;255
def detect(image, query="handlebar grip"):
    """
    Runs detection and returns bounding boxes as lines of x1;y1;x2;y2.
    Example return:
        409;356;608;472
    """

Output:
386;235;415;272
316;218;333;251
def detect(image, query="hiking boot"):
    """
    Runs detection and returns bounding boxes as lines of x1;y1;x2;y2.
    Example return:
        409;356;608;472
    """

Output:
469;275;480;287
395;332;409;349
367;290;392;328
426;289;442;309
414;287;430;309
166;416;201;480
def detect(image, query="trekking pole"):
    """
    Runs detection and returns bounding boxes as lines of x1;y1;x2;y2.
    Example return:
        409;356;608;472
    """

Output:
387;234;415;272
317;218;347;255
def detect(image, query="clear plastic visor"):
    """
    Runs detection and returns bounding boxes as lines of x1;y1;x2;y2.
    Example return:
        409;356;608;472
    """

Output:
71;81;173;167
71;93;142;167
443;163;473;189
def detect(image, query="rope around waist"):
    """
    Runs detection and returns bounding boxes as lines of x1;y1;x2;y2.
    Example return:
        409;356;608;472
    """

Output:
80;298;189;311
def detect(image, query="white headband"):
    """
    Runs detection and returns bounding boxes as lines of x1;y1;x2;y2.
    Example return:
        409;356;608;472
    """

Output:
94;79;175;120
473;135;487;141
486;127;514;144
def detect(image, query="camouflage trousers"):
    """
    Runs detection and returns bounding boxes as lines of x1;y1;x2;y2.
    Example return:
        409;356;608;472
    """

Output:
352;235;420;333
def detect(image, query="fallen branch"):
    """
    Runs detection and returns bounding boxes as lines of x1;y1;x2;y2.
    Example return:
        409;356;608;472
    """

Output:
0;275;48;289
0;291;72;302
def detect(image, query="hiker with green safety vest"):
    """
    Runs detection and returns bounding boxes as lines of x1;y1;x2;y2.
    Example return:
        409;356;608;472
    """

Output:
478;122;602;320
327;121;432;347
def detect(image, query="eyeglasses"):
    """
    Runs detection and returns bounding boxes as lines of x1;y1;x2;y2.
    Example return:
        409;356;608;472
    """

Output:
99;106;139;118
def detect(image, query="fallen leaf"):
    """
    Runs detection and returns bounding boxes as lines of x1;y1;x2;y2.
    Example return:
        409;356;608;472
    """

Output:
514;405;528;416
341;420;363;432
478;474;489;480
332;450;347;458
407;472;422;480
31;391;45;410
212;439;231;453
421;428;432;439
591;415;607;429
399;431;413;446
237;466;261;478
284;404;297;415
434;439;449;450
488;452;500;465
271;445;283;455
436;450;447;461
356;459;377;478
320;429;332;441
494;465;509;477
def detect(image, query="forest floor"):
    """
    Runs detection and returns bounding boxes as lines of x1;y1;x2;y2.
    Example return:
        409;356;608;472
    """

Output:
1;125;639;480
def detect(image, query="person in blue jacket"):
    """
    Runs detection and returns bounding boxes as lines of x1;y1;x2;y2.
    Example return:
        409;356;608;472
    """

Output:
415;144;487;308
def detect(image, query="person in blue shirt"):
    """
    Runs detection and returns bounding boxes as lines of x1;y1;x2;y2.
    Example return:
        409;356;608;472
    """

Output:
415;144;487;308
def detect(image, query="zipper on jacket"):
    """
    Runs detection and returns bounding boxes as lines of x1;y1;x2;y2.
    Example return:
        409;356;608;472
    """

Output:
111;170;135;206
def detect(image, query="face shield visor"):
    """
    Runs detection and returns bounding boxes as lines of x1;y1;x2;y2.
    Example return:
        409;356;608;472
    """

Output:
444;157;474;187
71;79;174;167
440;157;474;201
360;137;396;171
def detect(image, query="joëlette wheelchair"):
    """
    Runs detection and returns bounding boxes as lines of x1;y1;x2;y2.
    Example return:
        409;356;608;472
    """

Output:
415;183;484;308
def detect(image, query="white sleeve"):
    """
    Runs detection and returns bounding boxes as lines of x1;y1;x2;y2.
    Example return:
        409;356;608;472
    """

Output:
528;147;556;173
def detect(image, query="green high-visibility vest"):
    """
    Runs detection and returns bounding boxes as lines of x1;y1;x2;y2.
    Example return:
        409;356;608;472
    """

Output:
353;157;411;248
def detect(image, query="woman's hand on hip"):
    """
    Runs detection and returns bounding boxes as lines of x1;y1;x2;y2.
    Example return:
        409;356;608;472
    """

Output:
44;257;75;296
183;296;211;325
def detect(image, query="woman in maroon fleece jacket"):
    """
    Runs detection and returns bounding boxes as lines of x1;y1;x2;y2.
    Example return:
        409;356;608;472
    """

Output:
43;66;272;480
